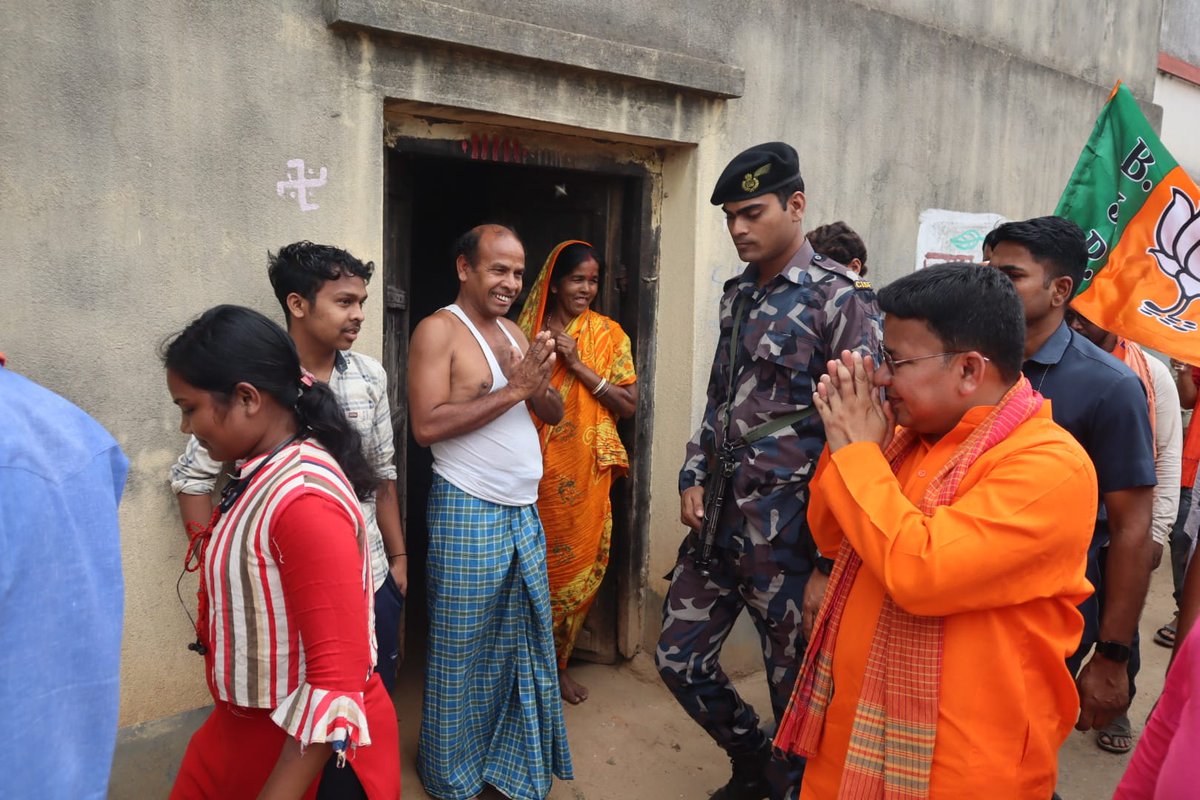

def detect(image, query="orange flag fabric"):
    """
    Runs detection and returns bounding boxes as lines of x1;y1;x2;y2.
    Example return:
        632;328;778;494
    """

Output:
1057;82;1200;364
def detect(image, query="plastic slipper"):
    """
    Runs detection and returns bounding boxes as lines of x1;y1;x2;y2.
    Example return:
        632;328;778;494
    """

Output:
1154;616;1178;648
1096;715;1133;754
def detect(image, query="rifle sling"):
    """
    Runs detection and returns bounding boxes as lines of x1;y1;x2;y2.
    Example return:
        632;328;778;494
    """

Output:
720;292;819;453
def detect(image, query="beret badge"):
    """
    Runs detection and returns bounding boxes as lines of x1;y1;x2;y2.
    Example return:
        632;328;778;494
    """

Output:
741;163;771;193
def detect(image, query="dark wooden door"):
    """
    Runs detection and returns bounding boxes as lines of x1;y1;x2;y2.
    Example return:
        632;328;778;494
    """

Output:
386;143;648;665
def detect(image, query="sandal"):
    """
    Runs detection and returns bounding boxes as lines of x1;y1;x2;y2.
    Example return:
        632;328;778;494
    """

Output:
1154;614;1178;648
1096;714;1134;754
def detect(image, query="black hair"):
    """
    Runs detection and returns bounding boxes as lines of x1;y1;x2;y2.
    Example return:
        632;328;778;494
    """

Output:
772;178;805;209
878;263;1026;382
549;242;605;286
982;216;1087;295
267;241;374;321
452;224;520;267
162;305;377;499
807;221;868;276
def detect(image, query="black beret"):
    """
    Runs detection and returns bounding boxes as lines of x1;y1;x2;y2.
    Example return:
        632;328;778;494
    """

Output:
710;142;804;205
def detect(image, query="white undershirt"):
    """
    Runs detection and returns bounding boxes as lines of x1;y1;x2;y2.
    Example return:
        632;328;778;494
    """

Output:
429;304;543;506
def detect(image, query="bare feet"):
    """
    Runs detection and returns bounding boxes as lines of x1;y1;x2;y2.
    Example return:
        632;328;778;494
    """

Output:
559;668;589;704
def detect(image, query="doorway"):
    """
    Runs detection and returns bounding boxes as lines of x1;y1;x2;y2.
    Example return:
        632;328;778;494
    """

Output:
383;134;658;666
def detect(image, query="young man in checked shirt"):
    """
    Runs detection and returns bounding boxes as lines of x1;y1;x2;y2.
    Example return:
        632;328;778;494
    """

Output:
170;242;408;693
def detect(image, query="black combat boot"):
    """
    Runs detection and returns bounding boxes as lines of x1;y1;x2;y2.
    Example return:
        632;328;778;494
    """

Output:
710;744;771;800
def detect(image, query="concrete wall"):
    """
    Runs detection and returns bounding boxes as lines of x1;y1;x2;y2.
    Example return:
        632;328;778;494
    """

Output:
0;0;1165;748
1155;73;1200;177
863;0;1162;98
1162;0;1200;64
1;0;388;727
1158;0;1200;177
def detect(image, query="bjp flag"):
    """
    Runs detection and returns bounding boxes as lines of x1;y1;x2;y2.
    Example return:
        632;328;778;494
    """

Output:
1057;82;1200;363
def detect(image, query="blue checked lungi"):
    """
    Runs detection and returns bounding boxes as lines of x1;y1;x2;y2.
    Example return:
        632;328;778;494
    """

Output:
418;475;574;800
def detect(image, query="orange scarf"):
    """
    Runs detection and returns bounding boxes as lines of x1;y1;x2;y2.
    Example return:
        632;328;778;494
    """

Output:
775;378;1044;799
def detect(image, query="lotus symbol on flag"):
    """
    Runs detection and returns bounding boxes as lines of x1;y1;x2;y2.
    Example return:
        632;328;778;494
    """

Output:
1140;188;1200;332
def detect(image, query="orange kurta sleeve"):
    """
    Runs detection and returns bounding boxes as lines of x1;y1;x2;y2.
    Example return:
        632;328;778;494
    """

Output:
806;447;841;557
817;433;1097;617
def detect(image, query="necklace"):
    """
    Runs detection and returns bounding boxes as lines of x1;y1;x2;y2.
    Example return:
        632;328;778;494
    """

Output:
1027;324;1066;396
544;307;576;334
1033;364;1050;395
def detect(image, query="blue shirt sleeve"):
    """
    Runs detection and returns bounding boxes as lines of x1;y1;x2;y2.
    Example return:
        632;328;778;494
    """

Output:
1089;371;1157;495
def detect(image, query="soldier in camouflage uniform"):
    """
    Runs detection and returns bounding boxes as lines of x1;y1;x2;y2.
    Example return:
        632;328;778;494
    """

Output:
656;142;882;800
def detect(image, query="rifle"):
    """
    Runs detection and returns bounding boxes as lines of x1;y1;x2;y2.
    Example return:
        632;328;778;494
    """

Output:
691;292;819;577
693;407;817;577
695;442;738;577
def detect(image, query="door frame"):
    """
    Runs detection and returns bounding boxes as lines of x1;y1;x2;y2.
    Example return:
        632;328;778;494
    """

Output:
382;129;660;660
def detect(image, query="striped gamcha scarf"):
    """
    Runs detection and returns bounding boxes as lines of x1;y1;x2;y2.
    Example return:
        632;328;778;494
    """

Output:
774;376;1043;799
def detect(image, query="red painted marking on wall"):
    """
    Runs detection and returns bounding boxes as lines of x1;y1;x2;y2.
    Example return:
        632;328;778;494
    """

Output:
455;135;532;163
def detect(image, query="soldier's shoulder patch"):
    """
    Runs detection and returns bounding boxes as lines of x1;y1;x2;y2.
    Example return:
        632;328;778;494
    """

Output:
809;254;862;285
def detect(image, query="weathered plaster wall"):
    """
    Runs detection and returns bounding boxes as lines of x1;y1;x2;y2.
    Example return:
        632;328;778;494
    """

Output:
0;0;1165;743
1157;0;1200;178
1155;74;1200;176
1;1;388;726
861;0;1163;98
1162;0;1200;64
415;0;1163;100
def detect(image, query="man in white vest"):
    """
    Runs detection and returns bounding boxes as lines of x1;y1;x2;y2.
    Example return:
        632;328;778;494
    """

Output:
409;224;573;800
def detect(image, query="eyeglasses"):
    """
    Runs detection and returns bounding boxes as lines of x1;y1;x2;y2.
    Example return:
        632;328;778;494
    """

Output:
880;350;990;372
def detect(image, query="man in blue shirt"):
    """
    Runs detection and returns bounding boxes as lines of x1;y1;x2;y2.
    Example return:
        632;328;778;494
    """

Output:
986;217;1156;751
0;353;128;798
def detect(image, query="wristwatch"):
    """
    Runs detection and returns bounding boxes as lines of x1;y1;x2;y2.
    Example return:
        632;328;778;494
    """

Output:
1094;641;1132;663
815;556;835;576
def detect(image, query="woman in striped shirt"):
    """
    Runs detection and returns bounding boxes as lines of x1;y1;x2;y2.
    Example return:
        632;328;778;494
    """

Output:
164;305;400;799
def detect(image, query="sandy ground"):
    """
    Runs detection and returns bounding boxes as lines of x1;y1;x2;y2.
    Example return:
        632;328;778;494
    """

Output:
108;557;1174;797
1054;558;1174;799
394;564;1178;800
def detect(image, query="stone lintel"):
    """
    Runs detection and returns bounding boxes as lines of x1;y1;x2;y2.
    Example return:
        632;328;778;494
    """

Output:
325;0;744;99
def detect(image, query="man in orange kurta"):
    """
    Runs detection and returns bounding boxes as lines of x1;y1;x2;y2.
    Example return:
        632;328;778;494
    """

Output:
775;263;1097;799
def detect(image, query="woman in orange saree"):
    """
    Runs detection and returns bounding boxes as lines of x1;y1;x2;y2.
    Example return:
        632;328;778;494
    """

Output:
517;241;638;704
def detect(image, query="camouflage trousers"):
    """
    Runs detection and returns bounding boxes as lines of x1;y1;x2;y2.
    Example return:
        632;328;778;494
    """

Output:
655;522;810;800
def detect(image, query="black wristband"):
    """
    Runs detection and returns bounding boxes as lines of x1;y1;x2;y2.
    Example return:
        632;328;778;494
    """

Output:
1094;640;1132;663
815;556;835;576
387;553;406;561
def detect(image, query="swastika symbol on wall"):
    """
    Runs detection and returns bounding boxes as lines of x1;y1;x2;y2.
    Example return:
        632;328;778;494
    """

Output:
276;159;327;212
